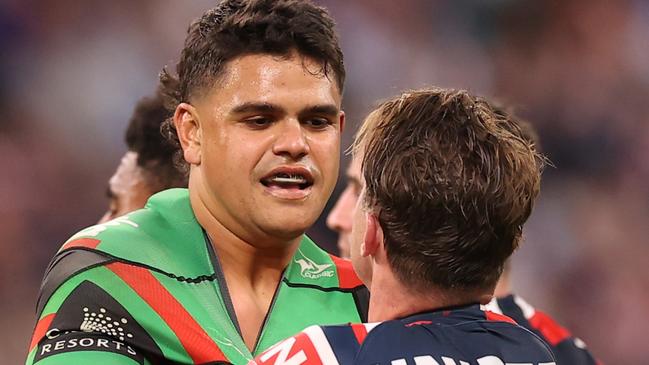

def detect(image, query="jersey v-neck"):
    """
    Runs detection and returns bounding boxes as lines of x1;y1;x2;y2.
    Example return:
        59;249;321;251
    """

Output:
203;231;286;353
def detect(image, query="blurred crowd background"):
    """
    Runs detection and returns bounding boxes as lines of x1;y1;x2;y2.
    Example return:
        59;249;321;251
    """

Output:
1;0;648;363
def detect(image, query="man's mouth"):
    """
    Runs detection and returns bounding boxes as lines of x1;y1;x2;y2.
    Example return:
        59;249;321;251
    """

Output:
261;173;312;189
260;170;314;191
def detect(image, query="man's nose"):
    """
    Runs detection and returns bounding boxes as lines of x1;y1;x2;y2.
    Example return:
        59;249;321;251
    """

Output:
327;188;354;233
272;119;310;160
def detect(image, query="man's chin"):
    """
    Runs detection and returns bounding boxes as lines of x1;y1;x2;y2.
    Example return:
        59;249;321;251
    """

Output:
261;216;316;241
255;193;325;241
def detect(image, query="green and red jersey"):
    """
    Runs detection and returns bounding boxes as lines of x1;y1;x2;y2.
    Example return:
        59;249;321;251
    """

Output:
26;189;368;365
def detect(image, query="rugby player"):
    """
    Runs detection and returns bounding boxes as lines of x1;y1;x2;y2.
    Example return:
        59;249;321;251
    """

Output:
26;1;368;364
485;113;601;365
254;88;555;364
327;105;600;365
487;263;600;365
98;91;187;224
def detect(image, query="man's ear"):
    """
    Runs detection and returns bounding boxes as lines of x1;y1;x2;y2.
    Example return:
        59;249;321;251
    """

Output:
338;111;346;132
173;102;201;165
362;213;383;257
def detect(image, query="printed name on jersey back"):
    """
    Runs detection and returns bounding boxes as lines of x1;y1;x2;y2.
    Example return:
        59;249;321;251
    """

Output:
391;355;556;365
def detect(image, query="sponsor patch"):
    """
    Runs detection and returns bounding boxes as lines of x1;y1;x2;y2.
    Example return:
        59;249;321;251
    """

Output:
34;331;142;363
33;280;162;363
79;306;134;342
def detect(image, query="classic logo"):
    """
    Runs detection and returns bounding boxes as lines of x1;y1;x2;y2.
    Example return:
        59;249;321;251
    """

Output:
294;249;334;279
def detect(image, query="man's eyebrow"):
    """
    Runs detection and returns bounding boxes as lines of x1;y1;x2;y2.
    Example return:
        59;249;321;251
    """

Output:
298;105;340;120
230;102;284;115
230;102;340;119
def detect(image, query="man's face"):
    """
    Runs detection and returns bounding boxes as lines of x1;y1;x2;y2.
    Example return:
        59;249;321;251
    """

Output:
190;53;344;244
329;150;372;285
99;152;154;224
350;179;373;286
326;154;362;258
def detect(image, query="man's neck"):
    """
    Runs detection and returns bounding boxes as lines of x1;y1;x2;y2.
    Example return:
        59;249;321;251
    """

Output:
208;228;298;286
367;268;479;322
189;187;301;283
188;183;303;350
494;271;511;298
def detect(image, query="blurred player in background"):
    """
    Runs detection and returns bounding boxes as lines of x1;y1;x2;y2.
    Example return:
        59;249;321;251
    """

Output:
254;88;554;364
27;1;367;364
327;103;600;365
486;111;601;365
488;262;600;365
98;91;187;224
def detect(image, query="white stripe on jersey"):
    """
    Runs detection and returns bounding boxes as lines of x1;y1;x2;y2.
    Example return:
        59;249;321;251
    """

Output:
304;326;340;365
482;299;503;315
513;295;536;319
363;322;380;333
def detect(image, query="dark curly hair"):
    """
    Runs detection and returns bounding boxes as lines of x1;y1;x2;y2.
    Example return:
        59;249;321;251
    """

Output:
159;0;345;168
354;88;546;296
126;92;188;191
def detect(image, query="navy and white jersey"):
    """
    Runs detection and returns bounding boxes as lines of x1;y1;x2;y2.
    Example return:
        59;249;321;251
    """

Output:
252;304;556;365
485;295;601;365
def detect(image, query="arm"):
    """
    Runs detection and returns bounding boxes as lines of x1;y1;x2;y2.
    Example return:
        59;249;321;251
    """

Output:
26;253;161;365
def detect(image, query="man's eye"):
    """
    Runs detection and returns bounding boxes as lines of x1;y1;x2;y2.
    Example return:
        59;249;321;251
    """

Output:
305;118;331;129
245;117;273;128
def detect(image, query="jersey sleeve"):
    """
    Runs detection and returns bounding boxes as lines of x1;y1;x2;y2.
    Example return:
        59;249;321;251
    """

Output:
553;337;600;365
251;326;340;365
494;295;601;365
25;251;164;365
527;309;600;365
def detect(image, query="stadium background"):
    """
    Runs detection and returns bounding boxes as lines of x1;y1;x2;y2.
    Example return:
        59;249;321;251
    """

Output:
1;0;648;363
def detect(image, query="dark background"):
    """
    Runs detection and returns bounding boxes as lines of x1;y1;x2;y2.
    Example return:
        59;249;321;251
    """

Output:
2;0;648;363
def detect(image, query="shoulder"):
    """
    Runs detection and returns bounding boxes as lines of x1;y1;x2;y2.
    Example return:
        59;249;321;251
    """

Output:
357;312;555;364
494;294;600;364
57;188;207;271
60;188;195;258
524;305;600;364
37;189;213;317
